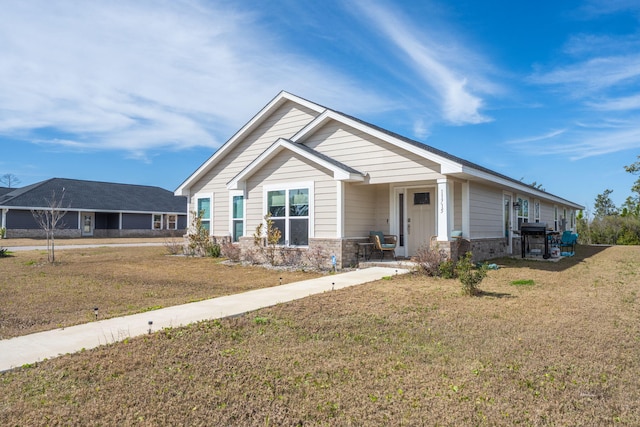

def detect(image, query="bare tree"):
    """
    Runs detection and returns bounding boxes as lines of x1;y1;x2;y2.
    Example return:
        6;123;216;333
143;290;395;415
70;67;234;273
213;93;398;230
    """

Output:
31;189;69;263
0;173;21;188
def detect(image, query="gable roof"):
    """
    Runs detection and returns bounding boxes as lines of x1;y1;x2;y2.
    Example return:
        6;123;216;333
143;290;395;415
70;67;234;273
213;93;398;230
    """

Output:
0;178;187;213
175;91;325;196
227;138;365;190
178;91;583;210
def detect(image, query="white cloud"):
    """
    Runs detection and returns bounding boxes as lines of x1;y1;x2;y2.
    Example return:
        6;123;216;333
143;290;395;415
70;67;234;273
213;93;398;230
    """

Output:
351;1;496;125
509;122;640;160
505;129;567;145
0;0;388;156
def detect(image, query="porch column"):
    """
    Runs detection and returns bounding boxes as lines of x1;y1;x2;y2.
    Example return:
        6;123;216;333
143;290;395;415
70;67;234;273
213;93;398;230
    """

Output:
1;208;7;230
436;178;453;241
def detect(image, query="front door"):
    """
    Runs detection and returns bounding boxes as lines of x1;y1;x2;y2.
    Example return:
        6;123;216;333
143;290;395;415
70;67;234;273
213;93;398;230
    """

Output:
81;212;95;237
407;188;435;256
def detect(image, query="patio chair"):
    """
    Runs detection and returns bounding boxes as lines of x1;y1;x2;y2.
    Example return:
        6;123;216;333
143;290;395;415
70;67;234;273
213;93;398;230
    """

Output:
369;231;397;261
559;231;578;255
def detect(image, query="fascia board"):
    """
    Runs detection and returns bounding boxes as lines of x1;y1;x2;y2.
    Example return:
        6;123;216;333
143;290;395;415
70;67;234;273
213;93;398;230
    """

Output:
459;166;585;209
175;91;325;196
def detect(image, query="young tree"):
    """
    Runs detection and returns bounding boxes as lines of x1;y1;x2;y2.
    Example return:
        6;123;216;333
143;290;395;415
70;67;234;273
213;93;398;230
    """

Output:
0;173;21;188
31;189;69;263
593;189;618;219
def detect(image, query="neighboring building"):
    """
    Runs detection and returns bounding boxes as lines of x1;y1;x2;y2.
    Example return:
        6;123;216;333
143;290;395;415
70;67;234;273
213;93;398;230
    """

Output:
175;91;583;267
1;178;187;238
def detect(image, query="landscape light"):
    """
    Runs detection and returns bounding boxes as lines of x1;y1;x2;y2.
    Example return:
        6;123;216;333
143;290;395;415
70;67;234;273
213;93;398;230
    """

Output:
94;307;98;320
148;320;153;335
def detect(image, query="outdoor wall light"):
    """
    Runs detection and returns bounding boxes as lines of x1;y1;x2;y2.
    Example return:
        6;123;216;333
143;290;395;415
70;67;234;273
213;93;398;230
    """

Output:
93;307;98;320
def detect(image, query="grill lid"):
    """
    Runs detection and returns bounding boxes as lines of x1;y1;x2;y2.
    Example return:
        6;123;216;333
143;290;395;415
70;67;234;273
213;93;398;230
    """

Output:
520;222;548;234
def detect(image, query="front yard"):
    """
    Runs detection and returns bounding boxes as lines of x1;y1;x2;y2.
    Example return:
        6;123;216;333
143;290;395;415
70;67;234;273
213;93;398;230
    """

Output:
1;244;639;425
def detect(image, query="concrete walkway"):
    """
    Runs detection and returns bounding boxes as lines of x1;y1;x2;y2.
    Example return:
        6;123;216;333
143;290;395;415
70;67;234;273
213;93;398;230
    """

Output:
0;266;408;372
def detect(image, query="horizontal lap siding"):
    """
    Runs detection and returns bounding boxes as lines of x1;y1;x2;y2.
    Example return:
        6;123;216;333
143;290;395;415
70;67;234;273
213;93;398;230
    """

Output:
304;122;443;183
469;182;502;239
344;184;378;237
188;101;319;236
246;151;336;238
454;182;463;231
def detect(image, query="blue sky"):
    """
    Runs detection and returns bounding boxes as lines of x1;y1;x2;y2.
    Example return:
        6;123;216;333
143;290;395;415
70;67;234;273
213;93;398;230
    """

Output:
1;0;639;213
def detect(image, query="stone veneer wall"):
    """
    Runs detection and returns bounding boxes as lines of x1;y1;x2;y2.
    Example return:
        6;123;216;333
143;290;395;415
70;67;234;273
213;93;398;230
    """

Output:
235;236;368;269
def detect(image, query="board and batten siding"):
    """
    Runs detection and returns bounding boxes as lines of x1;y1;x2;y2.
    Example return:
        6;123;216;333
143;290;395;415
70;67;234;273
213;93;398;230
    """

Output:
188;101;320;236
245;150;337;239
303;122;444;184
468;182;503;239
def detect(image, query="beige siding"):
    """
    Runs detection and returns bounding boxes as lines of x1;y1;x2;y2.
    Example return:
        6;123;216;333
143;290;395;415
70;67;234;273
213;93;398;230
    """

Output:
344;183;389;237
453;181;463;231
304;122;444;184
469;182;503;239
246;150;336;239
187;101;319;236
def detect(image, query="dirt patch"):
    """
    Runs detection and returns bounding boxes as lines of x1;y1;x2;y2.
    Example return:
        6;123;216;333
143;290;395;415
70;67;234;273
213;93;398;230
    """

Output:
1;245;639;425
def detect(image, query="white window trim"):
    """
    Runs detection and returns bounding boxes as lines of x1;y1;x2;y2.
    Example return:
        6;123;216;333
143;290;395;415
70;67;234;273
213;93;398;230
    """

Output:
194;192;213;235
229;190;245;242
167;214;178;230
263;181;314;246
152;213;163;230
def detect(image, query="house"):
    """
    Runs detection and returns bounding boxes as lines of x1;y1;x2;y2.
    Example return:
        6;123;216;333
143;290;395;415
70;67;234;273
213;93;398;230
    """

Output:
175;91;584;267
1;178;187;238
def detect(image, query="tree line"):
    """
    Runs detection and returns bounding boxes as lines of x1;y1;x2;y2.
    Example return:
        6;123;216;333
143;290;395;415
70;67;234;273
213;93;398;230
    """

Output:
577;156;640;245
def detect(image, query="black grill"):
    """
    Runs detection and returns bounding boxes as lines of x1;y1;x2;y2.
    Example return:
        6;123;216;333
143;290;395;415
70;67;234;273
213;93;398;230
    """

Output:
520;222;550;258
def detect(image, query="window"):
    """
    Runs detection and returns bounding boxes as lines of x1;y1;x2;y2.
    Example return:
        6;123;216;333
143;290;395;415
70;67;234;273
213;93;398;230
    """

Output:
167;214;177;230
153;214;162;230
517;196;529;230
413;192;430;205
554;206;558;231
534;201;540;223
232;194;244;242
197;197;211;231
266;186;310;246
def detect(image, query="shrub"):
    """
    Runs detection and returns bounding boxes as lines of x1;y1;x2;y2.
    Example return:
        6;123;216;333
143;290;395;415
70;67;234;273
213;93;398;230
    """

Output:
163;236;183;255
438;259;456;279
413;244;448;276
456;252;487;296
220;240;242;262
185;210;214;257
207;242;221;258
254;214;282;266
0;247;8;258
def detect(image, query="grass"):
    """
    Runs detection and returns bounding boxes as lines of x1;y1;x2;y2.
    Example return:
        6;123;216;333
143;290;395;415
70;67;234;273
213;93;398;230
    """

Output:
0;242;320;339
1;244;640;425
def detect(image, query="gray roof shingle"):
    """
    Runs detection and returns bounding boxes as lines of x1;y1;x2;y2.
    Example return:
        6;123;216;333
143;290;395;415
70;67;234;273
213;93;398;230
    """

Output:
0;178;187;213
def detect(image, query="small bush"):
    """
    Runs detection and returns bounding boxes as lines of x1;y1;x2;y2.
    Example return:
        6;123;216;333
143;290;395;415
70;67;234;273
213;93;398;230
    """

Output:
220;240;242;262
456;252;487;296
207;243;221;258
0;247;8;258
438;259;456;279
413;244;448;276
163;237;183;255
